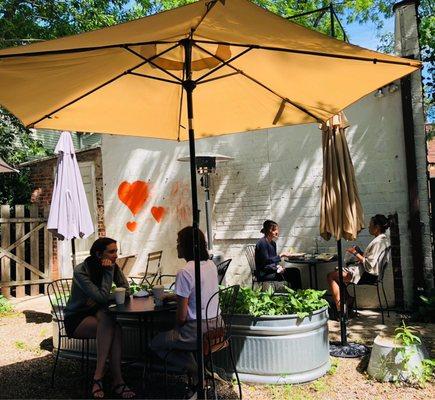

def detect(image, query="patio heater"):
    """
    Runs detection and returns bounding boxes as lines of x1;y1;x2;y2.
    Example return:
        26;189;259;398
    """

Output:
178;154;232;251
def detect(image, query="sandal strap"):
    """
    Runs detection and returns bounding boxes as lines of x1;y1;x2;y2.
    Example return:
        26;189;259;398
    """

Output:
113;383;135;397
92;379;104;396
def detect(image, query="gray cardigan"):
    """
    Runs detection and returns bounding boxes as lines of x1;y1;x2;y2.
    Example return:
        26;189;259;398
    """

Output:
64;258;130;318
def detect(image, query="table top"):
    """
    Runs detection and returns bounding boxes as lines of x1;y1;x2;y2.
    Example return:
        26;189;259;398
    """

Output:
108;296;177;315
284;254;337;264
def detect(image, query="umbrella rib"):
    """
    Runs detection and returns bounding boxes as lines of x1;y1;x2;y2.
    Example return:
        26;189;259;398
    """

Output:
26;43;181;128
123;45;183;83
194;42;322;122
190;0;221;36
128;71;181;85
195;47;253;84
194;39;420;68
0;40;179;59
196;71;240;84
177;68;186;142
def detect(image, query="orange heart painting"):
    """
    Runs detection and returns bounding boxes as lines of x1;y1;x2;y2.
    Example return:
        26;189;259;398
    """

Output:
126;221;137;232
118;181;149;216
151;206;165;223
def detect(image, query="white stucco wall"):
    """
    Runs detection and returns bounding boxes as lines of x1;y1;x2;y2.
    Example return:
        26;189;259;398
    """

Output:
102;85;423;308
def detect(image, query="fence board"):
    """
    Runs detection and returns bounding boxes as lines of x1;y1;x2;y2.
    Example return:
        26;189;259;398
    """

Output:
30;205;40;296
15;205;25;298
1;205;10;297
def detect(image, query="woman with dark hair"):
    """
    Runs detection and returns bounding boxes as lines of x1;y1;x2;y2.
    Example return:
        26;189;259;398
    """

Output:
150;226;218;399
64;237;134;399
255;220;302;289
327;214;391;312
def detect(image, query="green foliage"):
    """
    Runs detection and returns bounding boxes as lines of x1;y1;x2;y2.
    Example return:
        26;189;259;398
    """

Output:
221;286;328;318
129;281;151;294
415;289;435;322
0;294;13;315
393;320;434;386
394;320;422;347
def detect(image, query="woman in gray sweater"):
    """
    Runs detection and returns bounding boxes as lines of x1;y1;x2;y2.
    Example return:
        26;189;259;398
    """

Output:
64;237;134;399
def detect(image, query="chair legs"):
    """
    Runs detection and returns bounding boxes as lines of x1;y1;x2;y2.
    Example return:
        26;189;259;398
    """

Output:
228;341;242;400
376;285;385;325
51;334;62;388
381;282;390;317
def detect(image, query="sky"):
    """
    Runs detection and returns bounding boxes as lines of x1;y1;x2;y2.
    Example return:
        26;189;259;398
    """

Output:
343;17;395;51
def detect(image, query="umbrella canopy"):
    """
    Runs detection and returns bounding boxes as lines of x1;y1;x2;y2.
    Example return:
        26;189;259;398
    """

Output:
0;0;422;393
0;157;18;173
47;131;94;241
0;0;420;139
320;112;364;241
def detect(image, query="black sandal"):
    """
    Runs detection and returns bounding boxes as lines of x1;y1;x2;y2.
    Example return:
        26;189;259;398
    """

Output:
112;383;136;399
92;379;104;399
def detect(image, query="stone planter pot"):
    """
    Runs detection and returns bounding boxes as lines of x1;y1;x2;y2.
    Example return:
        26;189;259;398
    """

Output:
216;306;330;384
367;335;429;382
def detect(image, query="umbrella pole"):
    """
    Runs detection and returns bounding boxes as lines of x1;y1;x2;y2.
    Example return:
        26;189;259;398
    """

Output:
337;239;347;345
71;238;77;268
330;239;369;358
183;38;205;398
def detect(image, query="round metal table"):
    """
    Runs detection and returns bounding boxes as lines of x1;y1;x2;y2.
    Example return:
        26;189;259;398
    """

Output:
284;255;337;289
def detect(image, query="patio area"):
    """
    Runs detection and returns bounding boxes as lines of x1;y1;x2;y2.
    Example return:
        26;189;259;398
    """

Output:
0;295;433;399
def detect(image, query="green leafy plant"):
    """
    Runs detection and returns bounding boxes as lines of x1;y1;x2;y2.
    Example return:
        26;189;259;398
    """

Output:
129;282;150;295
0;294;13;315
221;286;328;318
393;321;434;386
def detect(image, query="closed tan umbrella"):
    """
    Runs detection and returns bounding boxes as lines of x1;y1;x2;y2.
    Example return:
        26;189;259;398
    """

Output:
320;112;364;242
0;0;421;392
320;112;366;357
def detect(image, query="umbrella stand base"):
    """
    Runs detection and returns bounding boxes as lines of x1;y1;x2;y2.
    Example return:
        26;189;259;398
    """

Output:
329;341;370;358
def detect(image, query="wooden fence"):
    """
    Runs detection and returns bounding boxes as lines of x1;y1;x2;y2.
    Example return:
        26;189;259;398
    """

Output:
0;204;52;298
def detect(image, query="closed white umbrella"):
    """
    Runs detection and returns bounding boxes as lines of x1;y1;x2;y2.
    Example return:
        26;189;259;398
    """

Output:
47;131;94;265
0;157;18;173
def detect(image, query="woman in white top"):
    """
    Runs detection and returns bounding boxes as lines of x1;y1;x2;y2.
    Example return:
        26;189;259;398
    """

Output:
327;214;390;311
150;226;218;398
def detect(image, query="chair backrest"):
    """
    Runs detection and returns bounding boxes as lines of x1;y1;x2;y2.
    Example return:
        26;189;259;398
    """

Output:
140;250;163;286
204;285;240;353
157;274;176;290
244;244;256;274
216;259;232;285
47;279;73;335
378;246;391;282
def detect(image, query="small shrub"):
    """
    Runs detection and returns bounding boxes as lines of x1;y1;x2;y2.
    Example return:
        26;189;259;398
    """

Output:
0;295;13;315
221;286;328;318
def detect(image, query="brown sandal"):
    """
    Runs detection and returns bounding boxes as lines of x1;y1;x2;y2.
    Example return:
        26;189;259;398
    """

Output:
92;379;104;399
112;383;135;399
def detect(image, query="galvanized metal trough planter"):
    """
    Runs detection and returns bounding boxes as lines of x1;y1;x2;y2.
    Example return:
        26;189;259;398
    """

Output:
216;306;330;384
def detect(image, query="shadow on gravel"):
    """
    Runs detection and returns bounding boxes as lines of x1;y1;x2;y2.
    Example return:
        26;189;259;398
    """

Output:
40;337;54;352
23;310;52;324
0;354;240;399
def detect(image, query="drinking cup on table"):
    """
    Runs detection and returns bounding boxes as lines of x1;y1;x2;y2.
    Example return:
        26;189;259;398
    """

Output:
114;287;126;305
152;285;165;306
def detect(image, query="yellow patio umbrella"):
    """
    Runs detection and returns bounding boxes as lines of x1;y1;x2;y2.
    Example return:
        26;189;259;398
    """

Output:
0;0;421;393
320;112;366;357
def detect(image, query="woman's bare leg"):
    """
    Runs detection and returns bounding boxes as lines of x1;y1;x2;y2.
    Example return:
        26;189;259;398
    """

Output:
73;310;116;397
108;323;135;398
327;270;351;309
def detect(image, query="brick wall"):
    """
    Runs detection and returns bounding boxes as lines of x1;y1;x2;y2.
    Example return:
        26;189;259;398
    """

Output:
27;147;106;279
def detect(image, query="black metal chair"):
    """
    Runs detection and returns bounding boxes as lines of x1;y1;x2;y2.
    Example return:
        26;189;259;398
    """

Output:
347;246;391;324
47;279;95;388
162;285;242;400
156;274;176;290
130;250;163;287
244;244;257;289
216;259;232;285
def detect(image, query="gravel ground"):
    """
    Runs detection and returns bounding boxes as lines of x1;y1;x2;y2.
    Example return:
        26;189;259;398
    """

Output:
0;296;433;399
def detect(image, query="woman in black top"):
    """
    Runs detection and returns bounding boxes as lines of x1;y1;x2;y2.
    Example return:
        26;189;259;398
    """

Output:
64;238;134;399
255;220;302;289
